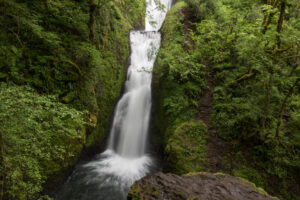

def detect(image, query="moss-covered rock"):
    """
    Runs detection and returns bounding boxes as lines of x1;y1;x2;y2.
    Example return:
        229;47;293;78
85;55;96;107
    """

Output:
127;172;279;200
165;121;208;174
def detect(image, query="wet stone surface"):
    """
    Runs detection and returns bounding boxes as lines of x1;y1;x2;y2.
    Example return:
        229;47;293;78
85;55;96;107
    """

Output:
128;172;279;200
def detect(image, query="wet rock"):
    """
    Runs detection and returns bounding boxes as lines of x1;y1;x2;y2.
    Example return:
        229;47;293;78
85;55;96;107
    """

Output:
128;172;279;200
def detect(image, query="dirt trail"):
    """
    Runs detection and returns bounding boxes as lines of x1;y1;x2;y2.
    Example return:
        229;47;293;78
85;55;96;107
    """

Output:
196;67;227;173
179;6;227;173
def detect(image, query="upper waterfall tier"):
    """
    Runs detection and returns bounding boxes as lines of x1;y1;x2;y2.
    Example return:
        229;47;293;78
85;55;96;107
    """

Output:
145;0;172;31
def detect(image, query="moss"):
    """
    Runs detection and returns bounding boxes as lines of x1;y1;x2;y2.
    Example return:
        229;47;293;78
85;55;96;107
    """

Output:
213;172;227;176
236;177;277;199
151;1;205;152
233;166;265;188
151;1;207;175
128;182;160;200
128;172;278;200
165;121;209;174
152;1;189;142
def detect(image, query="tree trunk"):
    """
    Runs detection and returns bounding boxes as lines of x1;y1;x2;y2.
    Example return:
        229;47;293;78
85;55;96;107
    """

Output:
276;0;286;47
262;0;280;34
262;13;275;34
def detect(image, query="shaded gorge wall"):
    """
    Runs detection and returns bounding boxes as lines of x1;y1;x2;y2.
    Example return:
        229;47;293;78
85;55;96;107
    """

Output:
0;0;146;199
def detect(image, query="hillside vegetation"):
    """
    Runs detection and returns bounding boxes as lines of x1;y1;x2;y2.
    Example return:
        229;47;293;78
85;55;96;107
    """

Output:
0;0;299;199
152;0;300;199
0;0;145;199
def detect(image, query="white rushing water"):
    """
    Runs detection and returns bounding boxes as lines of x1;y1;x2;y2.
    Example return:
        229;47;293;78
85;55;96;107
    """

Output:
56;1;172;199
108;0;172;158
107;31;160;157
98;0;172;185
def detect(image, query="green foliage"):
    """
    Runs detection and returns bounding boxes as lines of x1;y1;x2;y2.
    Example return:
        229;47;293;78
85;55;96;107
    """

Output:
188;0;300;199
0;84;87;200
0;0;146;198
153;0;300;199
233;166;264;188
0;0;146;141
151;1;206;151
0;0;145;130
37;196;53;200
165;121;208;174
153;1;205;121
184;0;219;21
213;90;262;140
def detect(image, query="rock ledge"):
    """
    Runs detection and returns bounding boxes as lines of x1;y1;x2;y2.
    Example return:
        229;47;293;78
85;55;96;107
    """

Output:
128;172;278;200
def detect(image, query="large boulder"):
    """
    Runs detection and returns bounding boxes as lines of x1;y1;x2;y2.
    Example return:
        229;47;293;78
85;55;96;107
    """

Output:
128;172;279;200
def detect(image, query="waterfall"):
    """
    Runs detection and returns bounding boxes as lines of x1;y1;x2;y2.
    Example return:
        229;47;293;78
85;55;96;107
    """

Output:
107;31;160;157
56;1;172;199
108;0;172;157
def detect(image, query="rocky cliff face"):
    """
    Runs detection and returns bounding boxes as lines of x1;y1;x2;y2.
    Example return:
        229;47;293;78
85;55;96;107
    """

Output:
128;172;279;200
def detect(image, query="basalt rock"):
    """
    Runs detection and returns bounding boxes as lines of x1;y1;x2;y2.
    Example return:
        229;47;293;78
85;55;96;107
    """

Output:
128;172;279;200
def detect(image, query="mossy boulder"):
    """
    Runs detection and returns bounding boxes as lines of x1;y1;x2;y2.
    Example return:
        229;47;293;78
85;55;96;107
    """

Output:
127;172;279;200
165;121;208;174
